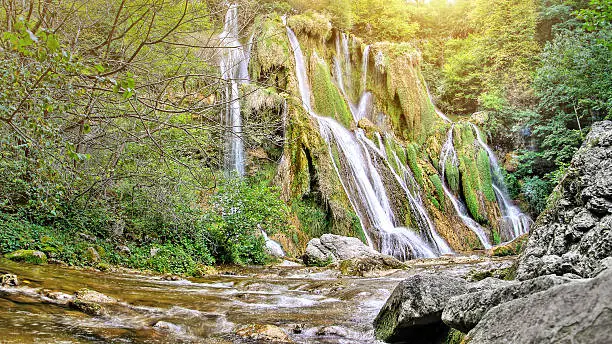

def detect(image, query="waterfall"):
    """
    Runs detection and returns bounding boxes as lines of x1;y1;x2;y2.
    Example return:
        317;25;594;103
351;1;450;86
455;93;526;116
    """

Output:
439;127;492;249
262;230;285;257
285;23;437;260
219;4;247;176
471;124;532;239
361;45;370;93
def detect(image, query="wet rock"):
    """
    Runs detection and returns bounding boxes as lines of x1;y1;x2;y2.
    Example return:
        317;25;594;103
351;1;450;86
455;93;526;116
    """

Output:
316;325;349;337
373;273;468;343
4;250;47;265
74;288;116;303
162;274;181;281
517;121;612;280
69;299;104;316
235;324;294;343
339;255;404;277
153;321;185;334
442;274;572;333
303;234;378;265
465;269;612;344
1;274;19;287
41;289;73;304
290;323;305;334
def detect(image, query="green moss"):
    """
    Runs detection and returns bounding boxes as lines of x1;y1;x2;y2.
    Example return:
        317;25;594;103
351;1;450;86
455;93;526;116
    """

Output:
429;174;445;211
444;329;466;344
312;59;353;127
406;143;424;187
5;249;47;265
250;15;290;82
477;148;496;202
445;159;460;193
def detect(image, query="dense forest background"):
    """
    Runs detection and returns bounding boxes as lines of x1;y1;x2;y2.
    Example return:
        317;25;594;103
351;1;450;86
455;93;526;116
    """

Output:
0;0;610;274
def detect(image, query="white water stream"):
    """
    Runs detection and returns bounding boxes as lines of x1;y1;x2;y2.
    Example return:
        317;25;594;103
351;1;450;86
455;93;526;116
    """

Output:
219;4;247;176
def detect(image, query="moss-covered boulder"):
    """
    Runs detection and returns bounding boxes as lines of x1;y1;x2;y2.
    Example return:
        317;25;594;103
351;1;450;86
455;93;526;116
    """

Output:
68;299;104;316
489;234;528;257
5;250;47;265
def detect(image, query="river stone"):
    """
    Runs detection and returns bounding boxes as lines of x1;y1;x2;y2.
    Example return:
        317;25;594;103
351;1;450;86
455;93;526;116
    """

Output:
373;273;468;343
69;299;104;316
303;234;378;265
1;274;19;287
339;255;404;276
517;121;612;280
75;288;116;303
442;274;572;333
153;321;185;334
235;324;294;343
465;269;612;344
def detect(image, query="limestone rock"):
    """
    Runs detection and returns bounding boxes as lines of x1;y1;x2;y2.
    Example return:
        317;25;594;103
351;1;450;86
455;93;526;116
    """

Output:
339;255;404;276
465;269;612;344
518;121;612;280
69;299;104;316
1;274;19;287
74;288;116;303
153;321;185;334
442;274;572;333
235;324;294;343
4;250;47;265
303;234;378;265
373;273;468;343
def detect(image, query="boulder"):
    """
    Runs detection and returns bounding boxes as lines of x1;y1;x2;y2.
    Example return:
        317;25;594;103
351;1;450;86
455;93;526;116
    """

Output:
303;234;378;265
4;250;47;264
84;247;101;263
465;269;612;344
235;324;294;343
316;325;349;337
487;234;528;257
373;273;468;343
339;255;404;276
442;274;572;333
69;299;104;316
1;273;19;287
153;321;185;334
74;288;116;303
518;121;612;280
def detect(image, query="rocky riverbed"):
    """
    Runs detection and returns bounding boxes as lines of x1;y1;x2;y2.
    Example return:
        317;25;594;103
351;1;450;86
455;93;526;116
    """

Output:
0;255;513;344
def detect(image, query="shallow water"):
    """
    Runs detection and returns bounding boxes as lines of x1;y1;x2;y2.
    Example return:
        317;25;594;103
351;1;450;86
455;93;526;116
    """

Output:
0;257;513;343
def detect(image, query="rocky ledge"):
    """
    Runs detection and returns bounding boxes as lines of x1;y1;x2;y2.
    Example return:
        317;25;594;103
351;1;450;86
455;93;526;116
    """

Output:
373;121;612;344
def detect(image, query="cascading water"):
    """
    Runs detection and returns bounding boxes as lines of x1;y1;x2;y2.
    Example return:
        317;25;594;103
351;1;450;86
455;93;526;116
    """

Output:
286;24;439;260
261;229;285;257
219;4;247;176
361;45;370;93
439;128;492;249
471;124;531;239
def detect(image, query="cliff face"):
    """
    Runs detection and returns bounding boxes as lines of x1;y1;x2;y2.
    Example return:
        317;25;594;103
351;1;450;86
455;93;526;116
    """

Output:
243;12;509;256
518;120;612;279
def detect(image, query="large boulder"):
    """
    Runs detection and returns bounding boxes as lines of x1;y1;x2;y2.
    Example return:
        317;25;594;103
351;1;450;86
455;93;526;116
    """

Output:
373;273;468;343
303;234;379;265
465;268;612;344
517;121;612;280
442;274;572;333
4;250;47;265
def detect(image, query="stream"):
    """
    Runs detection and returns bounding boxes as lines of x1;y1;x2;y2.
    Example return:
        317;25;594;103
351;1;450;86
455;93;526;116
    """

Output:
0;257;513;343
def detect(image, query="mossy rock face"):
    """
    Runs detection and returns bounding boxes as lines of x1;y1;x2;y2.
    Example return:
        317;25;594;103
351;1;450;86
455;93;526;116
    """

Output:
489;234;529;257
5;250;47;265
287;11;332;40
311;55;352;127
